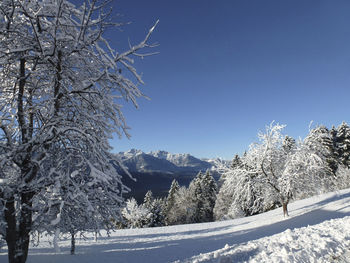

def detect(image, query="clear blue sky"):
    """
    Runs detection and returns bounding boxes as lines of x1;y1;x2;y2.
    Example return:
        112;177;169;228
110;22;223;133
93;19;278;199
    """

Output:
107;0;350;159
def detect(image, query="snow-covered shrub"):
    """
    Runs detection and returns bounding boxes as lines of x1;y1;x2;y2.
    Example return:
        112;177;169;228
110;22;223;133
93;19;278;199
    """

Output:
122;198;150;228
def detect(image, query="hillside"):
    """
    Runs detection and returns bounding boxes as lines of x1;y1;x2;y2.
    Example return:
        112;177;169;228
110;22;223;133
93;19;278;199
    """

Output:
2;188;350;262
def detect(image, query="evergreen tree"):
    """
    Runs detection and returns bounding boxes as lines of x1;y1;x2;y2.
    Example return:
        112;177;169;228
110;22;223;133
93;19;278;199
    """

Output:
305;125;338;175
143;190;154;210
146;198;166;227
164;172;216;225
187;170;218;223
189;172;204;223
200;170;217;222
330;125;338;149
335;122;350;168
231;155;242;169
283;135;296;153
142;191;165;227
164;180;180;225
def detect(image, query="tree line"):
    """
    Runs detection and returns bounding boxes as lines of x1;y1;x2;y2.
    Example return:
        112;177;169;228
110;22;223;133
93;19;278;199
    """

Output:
121;170;217;228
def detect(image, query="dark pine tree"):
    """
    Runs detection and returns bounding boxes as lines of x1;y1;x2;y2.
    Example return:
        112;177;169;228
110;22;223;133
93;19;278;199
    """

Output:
335;122;350;168
305;125;338;175
200;170;217;222
164;180;180;225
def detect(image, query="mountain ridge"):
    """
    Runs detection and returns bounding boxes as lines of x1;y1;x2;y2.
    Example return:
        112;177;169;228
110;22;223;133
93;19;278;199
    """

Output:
115;149;213;174
113;149;217;201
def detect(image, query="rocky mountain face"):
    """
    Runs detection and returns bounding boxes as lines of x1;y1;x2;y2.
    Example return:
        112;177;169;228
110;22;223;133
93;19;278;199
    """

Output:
113;149;216;202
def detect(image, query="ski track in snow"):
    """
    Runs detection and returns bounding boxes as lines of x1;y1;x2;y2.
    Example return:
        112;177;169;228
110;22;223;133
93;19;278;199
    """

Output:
1;189;350;263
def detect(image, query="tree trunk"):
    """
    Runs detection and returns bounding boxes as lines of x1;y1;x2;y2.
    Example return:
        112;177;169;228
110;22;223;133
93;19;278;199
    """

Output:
6;55;35;263
4;169;36;263
4;195;33;263
70;231;75;255
282;201;289;217
5;43;40;263
5;197;17;263
53;228;60;253
18;191;34;263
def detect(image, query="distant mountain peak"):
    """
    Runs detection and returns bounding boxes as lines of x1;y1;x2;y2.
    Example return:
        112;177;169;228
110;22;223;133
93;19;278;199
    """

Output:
125;148;143;154
148;150;170;159
115;149;212;173
148;150;209;169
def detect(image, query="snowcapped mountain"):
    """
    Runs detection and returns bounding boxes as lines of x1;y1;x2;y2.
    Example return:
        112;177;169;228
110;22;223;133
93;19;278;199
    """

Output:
149;150;212;171
115;149;179;174
115;149;212;174
114;149;215;201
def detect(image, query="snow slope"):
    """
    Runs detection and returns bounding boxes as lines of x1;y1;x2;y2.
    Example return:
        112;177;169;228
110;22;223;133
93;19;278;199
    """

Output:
1;189;350;263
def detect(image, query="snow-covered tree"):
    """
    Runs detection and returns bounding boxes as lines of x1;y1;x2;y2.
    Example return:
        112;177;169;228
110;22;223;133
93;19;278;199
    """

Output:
166;186;195;225
335;122;350;168
213;184;234;221
164;179;180;225
188;172;204;223
251;123;329;216
200;170;217;222
122;194;164;229
142;191;165;227
231;154;242;169
164;171;217;224
214;159;277;220
282;135;296;153
188;170;217;223
31;150;125;254
146;198;166;227
143;190;154;210
304;125;338;176
216;122;327;218
122;198;149;229
333;165;350;190
0;1;157;262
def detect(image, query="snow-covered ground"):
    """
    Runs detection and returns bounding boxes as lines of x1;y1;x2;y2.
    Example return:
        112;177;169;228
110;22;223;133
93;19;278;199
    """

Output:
2;189;350;263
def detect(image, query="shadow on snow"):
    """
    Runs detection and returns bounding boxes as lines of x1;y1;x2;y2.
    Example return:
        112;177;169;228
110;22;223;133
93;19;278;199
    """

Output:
9;205;350;263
